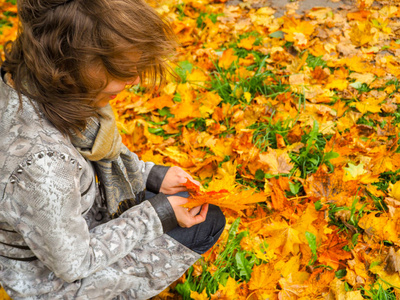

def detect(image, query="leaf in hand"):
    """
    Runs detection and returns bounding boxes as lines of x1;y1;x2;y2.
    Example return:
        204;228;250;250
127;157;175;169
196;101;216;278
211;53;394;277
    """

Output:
183;179;265;212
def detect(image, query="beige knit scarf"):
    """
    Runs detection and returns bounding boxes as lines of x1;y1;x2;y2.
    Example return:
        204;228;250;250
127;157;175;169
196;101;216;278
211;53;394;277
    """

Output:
71;105;144;218
76;105;122;161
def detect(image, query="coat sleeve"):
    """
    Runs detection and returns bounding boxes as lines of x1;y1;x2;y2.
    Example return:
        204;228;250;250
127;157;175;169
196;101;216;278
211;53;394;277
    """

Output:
0;153;165;283
119;145;170;193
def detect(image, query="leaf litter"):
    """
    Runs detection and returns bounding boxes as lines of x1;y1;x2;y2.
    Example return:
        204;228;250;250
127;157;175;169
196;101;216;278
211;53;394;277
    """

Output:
3;0;400;298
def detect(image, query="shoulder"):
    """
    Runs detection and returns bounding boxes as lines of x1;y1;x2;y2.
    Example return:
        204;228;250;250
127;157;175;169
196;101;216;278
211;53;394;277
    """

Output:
0;80;91;198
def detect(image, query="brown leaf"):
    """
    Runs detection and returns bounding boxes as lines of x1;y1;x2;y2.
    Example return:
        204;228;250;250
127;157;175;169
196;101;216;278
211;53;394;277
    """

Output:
384;247;400;274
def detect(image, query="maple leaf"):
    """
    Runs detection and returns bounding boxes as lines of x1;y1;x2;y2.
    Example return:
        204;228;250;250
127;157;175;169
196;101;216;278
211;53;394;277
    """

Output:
183;179;265;212
349;72;376;85
145;95;174;110
354;97;382;114
237;36;257;50
0;287;11;300
305;167;356;205
262;221;303;256
259;148;294;175
190;289;208;300
278;274;308;299
261;204;319;257
218;48;238;69
370;150;400;175
248;263;280;297
326;79;348;91
343;162;366;181
333;100;348;118
186;69;209;88
370;263;400;290
317;233;352;270
214;277;239;299
384;247;400;274
388;181;400;201
63;0;400;298
282;17;315;48
358;212;398;244
347;10;371;21
199;92;222;117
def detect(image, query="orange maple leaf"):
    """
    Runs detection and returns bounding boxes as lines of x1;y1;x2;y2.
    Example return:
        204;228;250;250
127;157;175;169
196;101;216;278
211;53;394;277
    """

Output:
218;48;238;69
183;179;265;212
317;233;352;270
305;167;358;205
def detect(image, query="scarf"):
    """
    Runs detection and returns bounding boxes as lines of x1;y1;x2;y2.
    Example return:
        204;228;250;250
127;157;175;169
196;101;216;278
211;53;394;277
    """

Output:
70;105;146;218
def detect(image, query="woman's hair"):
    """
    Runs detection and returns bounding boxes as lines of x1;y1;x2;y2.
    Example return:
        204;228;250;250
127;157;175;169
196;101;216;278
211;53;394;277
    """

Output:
1;0;176;136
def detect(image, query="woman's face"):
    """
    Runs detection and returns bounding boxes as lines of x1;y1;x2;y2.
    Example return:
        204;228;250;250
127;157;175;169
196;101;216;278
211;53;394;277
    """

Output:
91;52;141;107
94;76;140;107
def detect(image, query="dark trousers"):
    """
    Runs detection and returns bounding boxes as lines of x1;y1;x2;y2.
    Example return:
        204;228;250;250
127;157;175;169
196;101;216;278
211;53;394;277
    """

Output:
145;191;226;254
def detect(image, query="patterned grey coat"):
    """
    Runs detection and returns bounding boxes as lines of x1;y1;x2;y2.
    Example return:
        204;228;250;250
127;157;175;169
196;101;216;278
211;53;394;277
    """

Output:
0;79;200;299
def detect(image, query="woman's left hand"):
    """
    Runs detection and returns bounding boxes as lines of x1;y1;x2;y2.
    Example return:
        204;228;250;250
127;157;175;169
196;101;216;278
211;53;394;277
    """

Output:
160;166;200;195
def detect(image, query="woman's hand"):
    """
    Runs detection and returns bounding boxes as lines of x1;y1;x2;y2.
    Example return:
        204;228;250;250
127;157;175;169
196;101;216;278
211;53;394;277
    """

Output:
160;166;200;195
167;196;208;228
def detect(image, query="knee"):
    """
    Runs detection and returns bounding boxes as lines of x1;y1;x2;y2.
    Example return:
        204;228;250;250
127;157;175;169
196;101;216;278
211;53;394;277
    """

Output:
207;205;226;236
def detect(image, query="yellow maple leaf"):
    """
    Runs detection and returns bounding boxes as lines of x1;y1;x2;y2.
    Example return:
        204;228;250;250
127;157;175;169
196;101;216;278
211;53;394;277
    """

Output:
190;289;208;300
217;277;239;299
388;181;400;201
262;221;303;256
209;139;233;159
259;148;294;175
187;69;209;88
358;212;398;243
170;99;201;120
319;120;336;135
208;160;237;192
330;278;346;300
346;291;365;300
218;48;238;69
355;97;382;114
237;36;257;50
250;7;281;32
244;92;252;102
343;163;367;181
349;72;376;85
163;82;177;95
140;150;165;165
326;79;348;91
248;263;280;296
279;274;308;298
370;263;400;290
282;17;315;47
349;21;376;47
199;92;223;117
158;146;194;168
274;255;302;278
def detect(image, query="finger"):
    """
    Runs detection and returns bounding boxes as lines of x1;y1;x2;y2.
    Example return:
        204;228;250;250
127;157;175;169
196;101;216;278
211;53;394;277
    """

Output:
186;178;200;186
178;173;193;184
191;204;209;225
173;186;189;193
189;205;201;216
168;196;189;206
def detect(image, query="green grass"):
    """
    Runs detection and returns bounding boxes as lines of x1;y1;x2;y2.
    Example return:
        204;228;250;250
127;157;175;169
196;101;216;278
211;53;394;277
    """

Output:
327;196;367;234
175;218;262;299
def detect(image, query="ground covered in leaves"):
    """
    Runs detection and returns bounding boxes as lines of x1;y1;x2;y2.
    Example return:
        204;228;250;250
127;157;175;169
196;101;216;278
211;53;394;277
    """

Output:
2;0;400;299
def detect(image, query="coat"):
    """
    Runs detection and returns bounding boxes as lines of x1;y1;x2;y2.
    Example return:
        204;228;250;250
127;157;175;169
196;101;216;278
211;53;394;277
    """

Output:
0;78;200;299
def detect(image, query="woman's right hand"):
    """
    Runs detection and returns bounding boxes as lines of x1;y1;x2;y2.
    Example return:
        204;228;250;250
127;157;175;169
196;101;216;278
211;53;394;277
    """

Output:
167;196;209;228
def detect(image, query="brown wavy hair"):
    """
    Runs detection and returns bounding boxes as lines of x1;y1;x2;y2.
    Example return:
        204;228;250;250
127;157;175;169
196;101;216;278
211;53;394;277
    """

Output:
1;0;176;136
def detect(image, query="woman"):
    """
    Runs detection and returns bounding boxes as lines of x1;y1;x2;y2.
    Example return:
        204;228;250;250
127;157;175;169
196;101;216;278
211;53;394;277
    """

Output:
0;0;226;299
